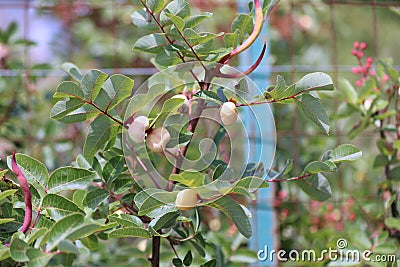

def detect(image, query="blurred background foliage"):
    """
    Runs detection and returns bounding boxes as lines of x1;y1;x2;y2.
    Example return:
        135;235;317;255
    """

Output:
0;0;399;266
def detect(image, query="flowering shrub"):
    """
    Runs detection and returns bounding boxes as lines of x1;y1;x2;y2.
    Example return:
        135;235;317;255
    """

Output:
0;1;361;266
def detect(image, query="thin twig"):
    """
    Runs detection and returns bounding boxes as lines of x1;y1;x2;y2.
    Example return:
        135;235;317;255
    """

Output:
265;173;312;183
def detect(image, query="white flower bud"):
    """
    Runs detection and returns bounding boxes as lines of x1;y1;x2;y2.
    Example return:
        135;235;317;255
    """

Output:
146;127;171;153
175;188;198;211
220;102;238;126
128;116;150;143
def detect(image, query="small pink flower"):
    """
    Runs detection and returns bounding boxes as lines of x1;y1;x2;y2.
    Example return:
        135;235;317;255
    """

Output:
351;49;358;56
360;42;367;50
352;67;359;74
357;51;364;58
353;41;359;49
366;57;373;64
383;74;390;82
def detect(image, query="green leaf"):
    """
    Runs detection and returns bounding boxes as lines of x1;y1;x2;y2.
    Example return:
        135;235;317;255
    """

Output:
0;246;10;261
148;0;164;13
185;12;213;28
183;29;223;46
55;104;99;124
155;49;181;66
50;98;85;121
9;234;30;262
103;156;125;185
295;173;332;201
385;218;400;230
224;29;241;48
131;8;159;31
166;13;185;31
160;0;190;24
53;81;84;100
169;171;205;187
6;153;49;197
47;167;97;193
148;211;179;231
81;69;108;101
0;218;15;224
81;235;98;251
0;189;18;202
339;78;357;103
42;194;84;220
108;227;150;238
41;213;84;251
133;33;169;54
193;90;222;104
83;115;120;158
134;189;177;216
295;72;334;92
303;161;336;174
295;94;330;134
26;249;53;267
98;74;134;111
389;167;400;181
61;62;83;82
108;214;143;227
173;258;183;267
84;188;109;209
232;14;253;38
206;196;252;238
329;144;362;163
183;250;193;266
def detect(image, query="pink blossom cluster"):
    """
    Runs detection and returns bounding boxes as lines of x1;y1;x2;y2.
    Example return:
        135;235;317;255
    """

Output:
351;42;374;87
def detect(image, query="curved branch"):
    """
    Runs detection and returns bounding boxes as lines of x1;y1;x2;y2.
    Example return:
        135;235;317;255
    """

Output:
11;151;32;234
216;42;266;78
219;0;264;64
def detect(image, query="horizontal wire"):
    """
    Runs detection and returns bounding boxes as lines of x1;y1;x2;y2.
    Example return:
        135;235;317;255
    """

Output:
1;65;399;77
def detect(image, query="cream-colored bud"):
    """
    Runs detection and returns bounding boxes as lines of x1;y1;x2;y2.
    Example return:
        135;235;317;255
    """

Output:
220;102;238;126
146;127;171;153
175;189;198;211
128;116;150;143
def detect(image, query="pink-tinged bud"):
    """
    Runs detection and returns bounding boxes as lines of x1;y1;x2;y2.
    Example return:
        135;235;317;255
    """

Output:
357;66;364;73
146;127;171;153
353;41;359;49
351;50;358;56
357;51;364;59
356;80;363;87
360;42;367;50
128;116;150;143
369;70;375;76
220;102;238;126
383;74;390;82
386;89;391;95
363;97;374;111
352;67;359;74
366;57;373;64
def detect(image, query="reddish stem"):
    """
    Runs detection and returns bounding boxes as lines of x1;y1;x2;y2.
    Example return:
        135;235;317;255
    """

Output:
11;151;32;234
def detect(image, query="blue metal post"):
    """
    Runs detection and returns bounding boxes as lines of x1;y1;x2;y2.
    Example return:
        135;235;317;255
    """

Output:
237;1;275;266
